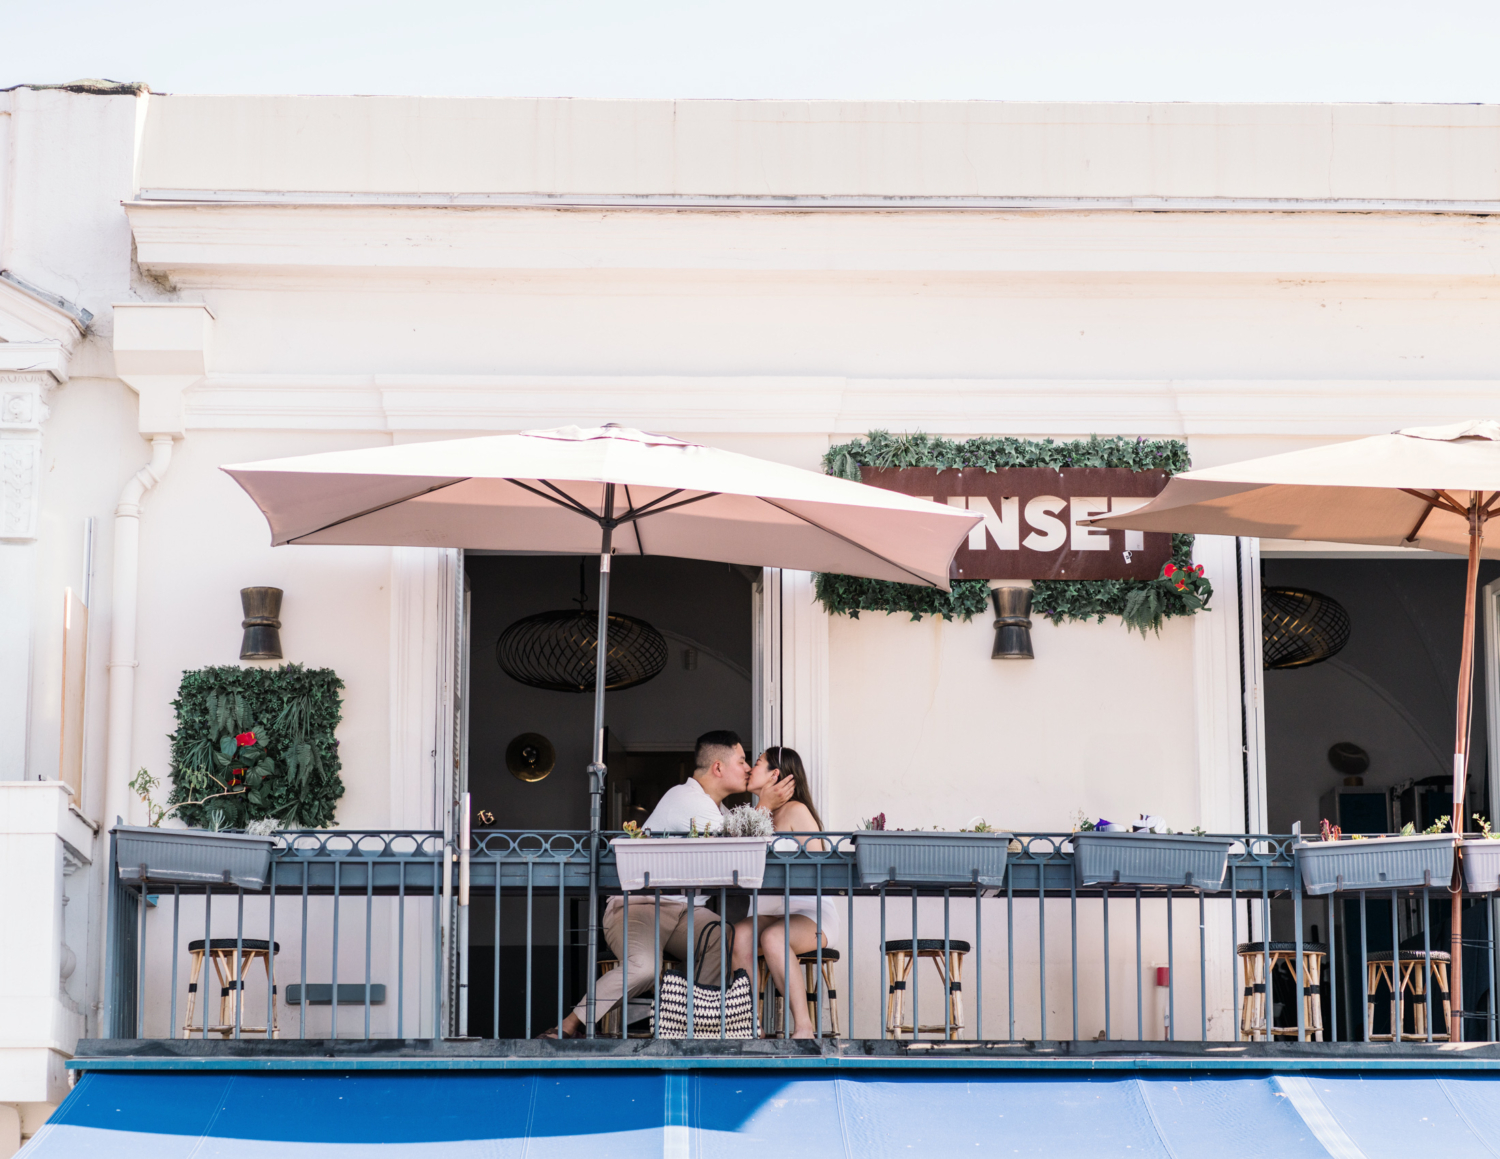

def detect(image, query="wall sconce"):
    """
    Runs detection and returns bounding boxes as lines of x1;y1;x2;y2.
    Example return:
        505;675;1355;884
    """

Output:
240;587;284;660
991;586;1034;660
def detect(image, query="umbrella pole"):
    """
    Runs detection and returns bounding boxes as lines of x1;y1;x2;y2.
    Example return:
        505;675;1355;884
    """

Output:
1451;494;1485;1042
584;483;616;1038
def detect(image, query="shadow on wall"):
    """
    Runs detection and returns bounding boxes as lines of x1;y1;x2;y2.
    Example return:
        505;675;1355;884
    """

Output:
1263;557;1500;835
465;555;754;832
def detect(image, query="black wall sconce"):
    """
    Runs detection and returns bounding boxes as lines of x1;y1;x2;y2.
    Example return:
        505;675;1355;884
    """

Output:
240;587;284;660
991;587;1034;660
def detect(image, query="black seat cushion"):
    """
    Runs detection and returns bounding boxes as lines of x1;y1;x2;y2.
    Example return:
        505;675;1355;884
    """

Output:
797;948;840;963
1237;941;1329;955
188;938;279;954
883;939;971;954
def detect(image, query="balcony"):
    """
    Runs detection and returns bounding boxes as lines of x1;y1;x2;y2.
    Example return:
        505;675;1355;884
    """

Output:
89;827;1500;1065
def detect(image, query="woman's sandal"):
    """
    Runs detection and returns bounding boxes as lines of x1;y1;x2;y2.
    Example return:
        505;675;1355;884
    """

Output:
537;1024;585;1039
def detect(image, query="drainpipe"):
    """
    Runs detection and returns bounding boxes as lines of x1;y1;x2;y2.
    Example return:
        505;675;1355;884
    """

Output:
101;435;174;830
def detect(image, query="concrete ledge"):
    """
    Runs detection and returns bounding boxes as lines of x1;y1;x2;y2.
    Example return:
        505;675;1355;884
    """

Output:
69;1037;1500;1072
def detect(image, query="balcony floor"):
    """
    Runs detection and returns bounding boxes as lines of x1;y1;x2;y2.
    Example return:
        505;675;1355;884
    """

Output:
70;1036;1500;1072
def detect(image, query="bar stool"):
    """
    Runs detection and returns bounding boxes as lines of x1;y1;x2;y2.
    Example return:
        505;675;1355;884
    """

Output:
1236;941;1326;1041
884;938;968;1040
596;954;683;1037
757;948;841;1037
1367;950;1452;1041
182;938;279;1038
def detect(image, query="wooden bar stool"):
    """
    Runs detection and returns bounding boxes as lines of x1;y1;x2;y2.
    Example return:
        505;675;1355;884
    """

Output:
1236;941;1326;1041
884;938;968;1040
1366;950;1451;1041
596;954;682;1037
757;948;841;1038
182;938;279;1038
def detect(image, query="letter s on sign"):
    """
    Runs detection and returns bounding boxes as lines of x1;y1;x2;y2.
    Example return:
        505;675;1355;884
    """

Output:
1023;495;1068;552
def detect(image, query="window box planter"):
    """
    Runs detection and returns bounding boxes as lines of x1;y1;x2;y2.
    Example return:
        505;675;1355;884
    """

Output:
854;831;1012;887
1072;832;1235;890
113;824;277;891
1461;839;1500;893
1294;834;1455;895
611;836;768;891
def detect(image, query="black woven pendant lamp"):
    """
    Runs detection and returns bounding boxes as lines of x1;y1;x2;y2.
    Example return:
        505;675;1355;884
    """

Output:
496;559;667;693
1262;586;1351;670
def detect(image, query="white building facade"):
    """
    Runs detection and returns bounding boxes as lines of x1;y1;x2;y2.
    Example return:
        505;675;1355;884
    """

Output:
5;87;1500;1147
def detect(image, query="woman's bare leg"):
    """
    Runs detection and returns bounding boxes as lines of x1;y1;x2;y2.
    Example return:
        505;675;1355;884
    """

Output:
759;916;827;1039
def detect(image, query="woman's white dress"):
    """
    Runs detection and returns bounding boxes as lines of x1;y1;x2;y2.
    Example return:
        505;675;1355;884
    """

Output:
754;835;841;948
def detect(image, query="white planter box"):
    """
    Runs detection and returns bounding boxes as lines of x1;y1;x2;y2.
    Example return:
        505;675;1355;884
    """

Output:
1462;839;1500;893
114;824;277;891
611;836;768;891
1295;833;1454;895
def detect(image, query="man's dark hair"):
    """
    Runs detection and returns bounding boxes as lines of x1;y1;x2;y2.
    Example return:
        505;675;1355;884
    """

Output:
694;730;743;771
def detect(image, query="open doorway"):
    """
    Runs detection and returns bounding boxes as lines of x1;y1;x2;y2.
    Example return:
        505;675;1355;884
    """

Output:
461;553;754;1035
1261;555;1500;1039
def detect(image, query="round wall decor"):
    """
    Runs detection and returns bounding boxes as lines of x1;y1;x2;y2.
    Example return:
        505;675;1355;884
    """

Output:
506;732;557;783
496;609;667;693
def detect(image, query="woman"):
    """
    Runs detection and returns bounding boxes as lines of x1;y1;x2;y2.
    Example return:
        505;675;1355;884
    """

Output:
730;746;838;1039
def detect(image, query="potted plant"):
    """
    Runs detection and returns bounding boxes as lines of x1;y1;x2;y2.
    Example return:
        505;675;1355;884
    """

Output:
854;815;1012;887
1295;818;1455;895
1071;816;1236;890
1461;815;1500;893
610;807;772;891
113;726;282;891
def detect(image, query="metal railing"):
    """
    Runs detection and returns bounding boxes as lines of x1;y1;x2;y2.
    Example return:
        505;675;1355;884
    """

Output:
104;830;1500;1045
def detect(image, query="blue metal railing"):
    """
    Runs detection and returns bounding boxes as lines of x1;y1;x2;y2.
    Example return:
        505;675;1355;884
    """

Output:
103;830;1499;1046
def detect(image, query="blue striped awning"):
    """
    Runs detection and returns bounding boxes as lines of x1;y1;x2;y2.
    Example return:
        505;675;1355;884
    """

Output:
25;1069;1500;1157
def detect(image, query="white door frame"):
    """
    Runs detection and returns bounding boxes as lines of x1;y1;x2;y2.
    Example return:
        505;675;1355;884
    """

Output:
753;568;831;817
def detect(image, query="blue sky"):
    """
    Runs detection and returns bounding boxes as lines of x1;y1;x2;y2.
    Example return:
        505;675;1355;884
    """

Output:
4;0;1499;102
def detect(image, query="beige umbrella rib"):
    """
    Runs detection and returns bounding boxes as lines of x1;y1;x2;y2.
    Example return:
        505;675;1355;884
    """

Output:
286;478;469;544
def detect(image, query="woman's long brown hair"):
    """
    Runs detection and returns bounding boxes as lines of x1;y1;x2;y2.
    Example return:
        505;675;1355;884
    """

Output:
762;745;823;831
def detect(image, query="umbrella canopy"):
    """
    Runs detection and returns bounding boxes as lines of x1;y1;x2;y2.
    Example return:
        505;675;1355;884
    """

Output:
223;424;978;589
1091;418;1500;1040
1086;419;1500;554
226;423;980;1037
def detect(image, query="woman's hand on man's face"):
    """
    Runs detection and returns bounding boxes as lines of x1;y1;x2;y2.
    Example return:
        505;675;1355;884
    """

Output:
758;775;795;812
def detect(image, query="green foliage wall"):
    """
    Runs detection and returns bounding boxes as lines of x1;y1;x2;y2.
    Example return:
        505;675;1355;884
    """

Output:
818;432;1206;631
168;664;345;829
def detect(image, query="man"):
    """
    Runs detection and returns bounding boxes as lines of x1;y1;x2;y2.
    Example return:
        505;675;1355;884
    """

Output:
542;730;791;1038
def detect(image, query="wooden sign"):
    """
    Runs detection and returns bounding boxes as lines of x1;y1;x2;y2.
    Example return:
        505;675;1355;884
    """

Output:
862;466;1172;581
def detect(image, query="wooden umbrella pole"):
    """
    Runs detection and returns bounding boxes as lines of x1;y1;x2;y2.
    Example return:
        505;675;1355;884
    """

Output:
1451;492;1485;1042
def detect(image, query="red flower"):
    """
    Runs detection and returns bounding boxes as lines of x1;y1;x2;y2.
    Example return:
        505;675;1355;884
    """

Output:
229;768;245;786
1175;580;1187;590
1194;565;1204;576
235;732;256;747
1163;564;1176;578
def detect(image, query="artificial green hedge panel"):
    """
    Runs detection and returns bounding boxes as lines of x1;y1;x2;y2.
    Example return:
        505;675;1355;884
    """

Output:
168;664;346;829
818;432;1207;632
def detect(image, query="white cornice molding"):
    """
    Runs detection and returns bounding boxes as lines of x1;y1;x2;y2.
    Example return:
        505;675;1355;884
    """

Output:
0;342;67;384
124;201;1500;284
182;373;1500;437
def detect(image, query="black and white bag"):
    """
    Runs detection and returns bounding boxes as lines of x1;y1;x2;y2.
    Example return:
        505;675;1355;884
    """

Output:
652;922;755;1039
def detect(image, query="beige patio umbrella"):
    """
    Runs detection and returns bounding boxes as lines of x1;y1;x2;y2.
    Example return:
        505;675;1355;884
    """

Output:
1090;418;1500;1039
225;423;980;1031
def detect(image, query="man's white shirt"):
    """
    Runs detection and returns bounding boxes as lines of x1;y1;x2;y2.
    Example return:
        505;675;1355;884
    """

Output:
643;778;724;835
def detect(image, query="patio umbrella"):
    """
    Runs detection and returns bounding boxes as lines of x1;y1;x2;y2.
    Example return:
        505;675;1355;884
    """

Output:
1089;418;1500;1038
224;423;980;1029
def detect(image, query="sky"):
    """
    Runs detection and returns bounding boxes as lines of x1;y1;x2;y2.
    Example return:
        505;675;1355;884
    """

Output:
3;0;1500;103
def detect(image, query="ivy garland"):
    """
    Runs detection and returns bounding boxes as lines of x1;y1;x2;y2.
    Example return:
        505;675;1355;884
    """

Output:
167;664;346;829
817;432;1211;634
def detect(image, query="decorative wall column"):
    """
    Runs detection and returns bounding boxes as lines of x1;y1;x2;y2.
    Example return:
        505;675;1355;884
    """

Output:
0;345;66;783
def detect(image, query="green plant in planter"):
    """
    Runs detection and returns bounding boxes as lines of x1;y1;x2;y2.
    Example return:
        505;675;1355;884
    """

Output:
169;664;345;829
